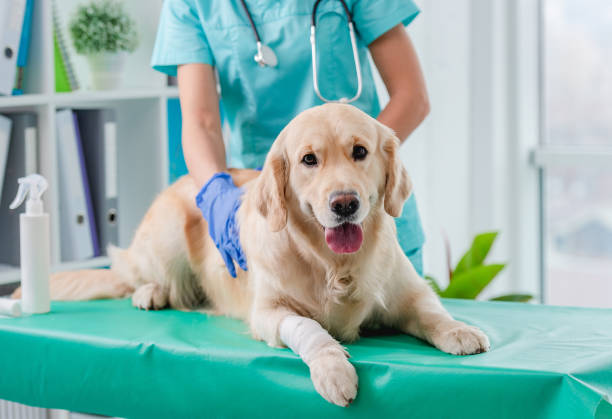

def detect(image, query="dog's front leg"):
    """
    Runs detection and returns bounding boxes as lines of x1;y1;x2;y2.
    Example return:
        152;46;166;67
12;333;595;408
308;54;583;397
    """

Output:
392;257;490;355
251;307;358;407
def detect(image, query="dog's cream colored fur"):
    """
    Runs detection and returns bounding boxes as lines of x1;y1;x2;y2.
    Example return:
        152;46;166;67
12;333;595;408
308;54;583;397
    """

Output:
15;104;489;406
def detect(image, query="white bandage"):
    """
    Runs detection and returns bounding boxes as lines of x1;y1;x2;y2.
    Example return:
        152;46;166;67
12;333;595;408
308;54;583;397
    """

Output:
0;297;22;317
279;315;339;365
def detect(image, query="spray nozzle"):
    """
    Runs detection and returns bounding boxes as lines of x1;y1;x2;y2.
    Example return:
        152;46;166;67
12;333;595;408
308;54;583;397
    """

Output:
10;174;48;215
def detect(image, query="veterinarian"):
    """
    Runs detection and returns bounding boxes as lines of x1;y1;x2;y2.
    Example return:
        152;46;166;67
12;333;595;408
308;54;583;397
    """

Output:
151;0;429;277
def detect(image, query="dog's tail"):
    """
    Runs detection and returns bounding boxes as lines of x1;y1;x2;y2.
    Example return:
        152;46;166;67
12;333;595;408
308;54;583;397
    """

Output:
11;245;135;301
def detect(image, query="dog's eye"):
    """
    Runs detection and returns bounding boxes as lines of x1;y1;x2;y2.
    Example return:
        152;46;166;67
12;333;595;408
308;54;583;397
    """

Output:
302;153;318;166
352;145;368;161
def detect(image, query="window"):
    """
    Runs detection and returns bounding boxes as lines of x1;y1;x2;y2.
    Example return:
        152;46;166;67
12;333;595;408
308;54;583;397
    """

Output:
541;0;612;307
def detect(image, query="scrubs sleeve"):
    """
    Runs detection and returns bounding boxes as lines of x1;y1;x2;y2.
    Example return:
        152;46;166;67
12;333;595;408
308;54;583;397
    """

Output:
352;0;420;45
151;0;214;76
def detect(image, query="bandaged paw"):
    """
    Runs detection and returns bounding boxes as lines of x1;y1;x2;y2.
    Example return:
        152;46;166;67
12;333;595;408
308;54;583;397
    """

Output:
279;315;344;364
279;315;358;406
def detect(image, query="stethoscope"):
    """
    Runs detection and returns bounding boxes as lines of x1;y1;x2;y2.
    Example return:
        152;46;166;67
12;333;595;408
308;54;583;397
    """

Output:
238;0;363;104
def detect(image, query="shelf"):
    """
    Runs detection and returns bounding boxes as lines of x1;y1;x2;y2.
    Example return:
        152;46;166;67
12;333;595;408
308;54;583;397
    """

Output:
0;257;111;285
164;86;179;97
0;94;50;109
54;87;179;105
0;88;178;110
0;265;18;285
54;256;112;272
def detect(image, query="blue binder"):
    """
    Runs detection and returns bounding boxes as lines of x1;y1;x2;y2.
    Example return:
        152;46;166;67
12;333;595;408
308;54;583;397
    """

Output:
12;0;34;95
167;98;187;183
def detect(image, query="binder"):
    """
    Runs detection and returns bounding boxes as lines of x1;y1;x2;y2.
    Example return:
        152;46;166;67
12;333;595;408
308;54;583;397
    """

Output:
0;113;37;266
52;0;79;92
167;98;187;183
53;33;72;93
0;115;12;201
0;0;27;95
55;109;99;261
12;0;34;95
75;109;119;254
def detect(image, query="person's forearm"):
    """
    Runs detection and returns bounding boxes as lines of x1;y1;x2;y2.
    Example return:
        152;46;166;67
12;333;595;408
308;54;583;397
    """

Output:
377;90;429;143
182;119;227;188
370;25;430;143
177;63;228;188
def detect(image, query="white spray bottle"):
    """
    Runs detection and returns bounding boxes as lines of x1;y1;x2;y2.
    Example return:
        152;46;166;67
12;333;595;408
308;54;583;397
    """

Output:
10;174;51;314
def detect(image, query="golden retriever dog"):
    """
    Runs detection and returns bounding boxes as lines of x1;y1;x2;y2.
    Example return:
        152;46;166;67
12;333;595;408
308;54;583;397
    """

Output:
15;104;490;406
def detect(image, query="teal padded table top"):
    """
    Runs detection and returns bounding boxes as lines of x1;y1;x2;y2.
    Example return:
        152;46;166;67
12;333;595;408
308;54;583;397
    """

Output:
1;299;611;419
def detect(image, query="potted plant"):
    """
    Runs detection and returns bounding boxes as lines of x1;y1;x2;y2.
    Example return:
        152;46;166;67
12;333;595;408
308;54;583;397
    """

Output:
69;0;138;90
426;231;534;302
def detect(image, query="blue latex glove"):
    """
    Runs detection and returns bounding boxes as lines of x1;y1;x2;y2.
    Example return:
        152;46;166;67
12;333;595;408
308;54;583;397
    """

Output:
196;173;247;278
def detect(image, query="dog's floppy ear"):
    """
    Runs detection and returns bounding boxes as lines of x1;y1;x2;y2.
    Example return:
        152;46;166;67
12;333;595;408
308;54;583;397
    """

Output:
253;134;288;232
381;126;412;217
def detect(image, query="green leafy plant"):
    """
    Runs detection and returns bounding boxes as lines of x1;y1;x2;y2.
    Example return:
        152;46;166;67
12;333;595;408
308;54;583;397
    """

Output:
69;0;138;55
426;231;533;302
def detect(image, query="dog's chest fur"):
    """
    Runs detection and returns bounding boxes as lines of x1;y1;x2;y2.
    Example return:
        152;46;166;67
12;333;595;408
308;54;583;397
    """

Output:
323;281;370;341
325;264;389;341
286;263;380;342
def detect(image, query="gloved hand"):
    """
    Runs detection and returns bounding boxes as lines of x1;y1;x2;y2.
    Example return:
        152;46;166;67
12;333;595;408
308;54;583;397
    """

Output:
196;173;248;278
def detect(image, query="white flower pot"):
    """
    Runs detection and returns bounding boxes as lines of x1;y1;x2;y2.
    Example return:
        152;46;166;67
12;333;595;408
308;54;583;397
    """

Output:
86;52;127;90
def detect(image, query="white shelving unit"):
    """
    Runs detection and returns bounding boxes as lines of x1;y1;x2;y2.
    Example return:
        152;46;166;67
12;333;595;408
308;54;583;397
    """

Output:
0;0;174;285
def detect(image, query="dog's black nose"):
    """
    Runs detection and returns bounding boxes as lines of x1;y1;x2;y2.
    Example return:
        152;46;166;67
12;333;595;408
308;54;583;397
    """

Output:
330;192;360;218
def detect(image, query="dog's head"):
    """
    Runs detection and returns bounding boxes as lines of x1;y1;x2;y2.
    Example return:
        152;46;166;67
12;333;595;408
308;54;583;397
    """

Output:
253;104;412;254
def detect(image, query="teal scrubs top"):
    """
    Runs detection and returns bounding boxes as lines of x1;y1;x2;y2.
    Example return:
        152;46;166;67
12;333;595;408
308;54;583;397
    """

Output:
151;0;425;275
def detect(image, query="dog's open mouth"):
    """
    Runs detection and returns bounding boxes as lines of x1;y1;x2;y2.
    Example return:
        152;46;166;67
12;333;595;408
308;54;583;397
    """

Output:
324;223;363;254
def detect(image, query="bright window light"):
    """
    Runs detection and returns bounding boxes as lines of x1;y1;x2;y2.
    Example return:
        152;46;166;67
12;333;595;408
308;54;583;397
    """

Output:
543;0;612;307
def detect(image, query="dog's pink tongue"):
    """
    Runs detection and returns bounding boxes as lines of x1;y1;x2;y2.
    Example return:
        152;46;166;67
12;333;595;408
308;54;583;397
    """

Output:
324;223;363;254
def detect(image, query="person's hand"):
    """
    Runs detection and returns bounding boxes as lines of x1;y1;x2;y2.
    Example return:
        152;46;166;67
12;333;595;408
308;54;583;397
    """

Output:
196;173;247;277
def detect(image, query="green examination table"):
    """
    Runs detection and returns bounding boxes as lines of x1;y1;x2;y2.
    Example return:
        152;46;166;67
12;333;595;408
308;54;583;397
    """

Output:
0;299;611;418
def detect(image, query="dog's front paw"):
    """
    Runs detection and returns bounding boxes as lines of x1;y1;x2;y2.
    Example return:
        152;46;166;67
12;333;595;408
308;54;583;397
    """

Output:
309;347;358;407
132;283;168;310
433;322;490;355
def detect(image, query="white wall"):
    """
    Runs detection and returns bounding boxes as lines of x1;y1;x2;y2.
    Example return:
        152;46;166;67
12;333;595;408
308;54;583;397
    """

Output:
402;0;473;288
375;0;541;298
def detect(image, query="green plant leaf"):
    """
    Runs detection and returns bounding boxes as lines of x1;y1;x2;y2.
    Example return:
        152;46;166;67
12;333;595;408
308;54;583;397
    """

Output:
424;275;443;295
489;294;533;303
69;0;138;55
441;264;506;299
453;232;499;277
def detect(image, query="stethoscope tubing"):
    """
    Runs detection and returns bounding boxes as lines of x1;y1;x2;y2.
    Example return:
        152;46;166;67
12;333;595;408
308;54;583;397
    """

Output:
239;0;262;42
311;0;353;26
239;0;363;104
310;21;363;104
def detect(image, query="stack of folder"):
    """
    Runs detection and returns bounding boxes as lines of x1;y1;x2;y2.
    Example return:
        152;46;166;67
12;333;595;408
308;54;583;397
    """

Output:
0;1;79;95
55;108;118;262
0;0;35;96
0;109;118;267
0;112;37;266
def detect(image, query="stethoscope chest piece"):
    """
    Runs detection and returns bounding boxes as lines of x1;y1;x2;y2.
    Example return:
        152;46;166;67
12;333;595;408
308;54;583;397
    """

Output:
254;42;278;68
